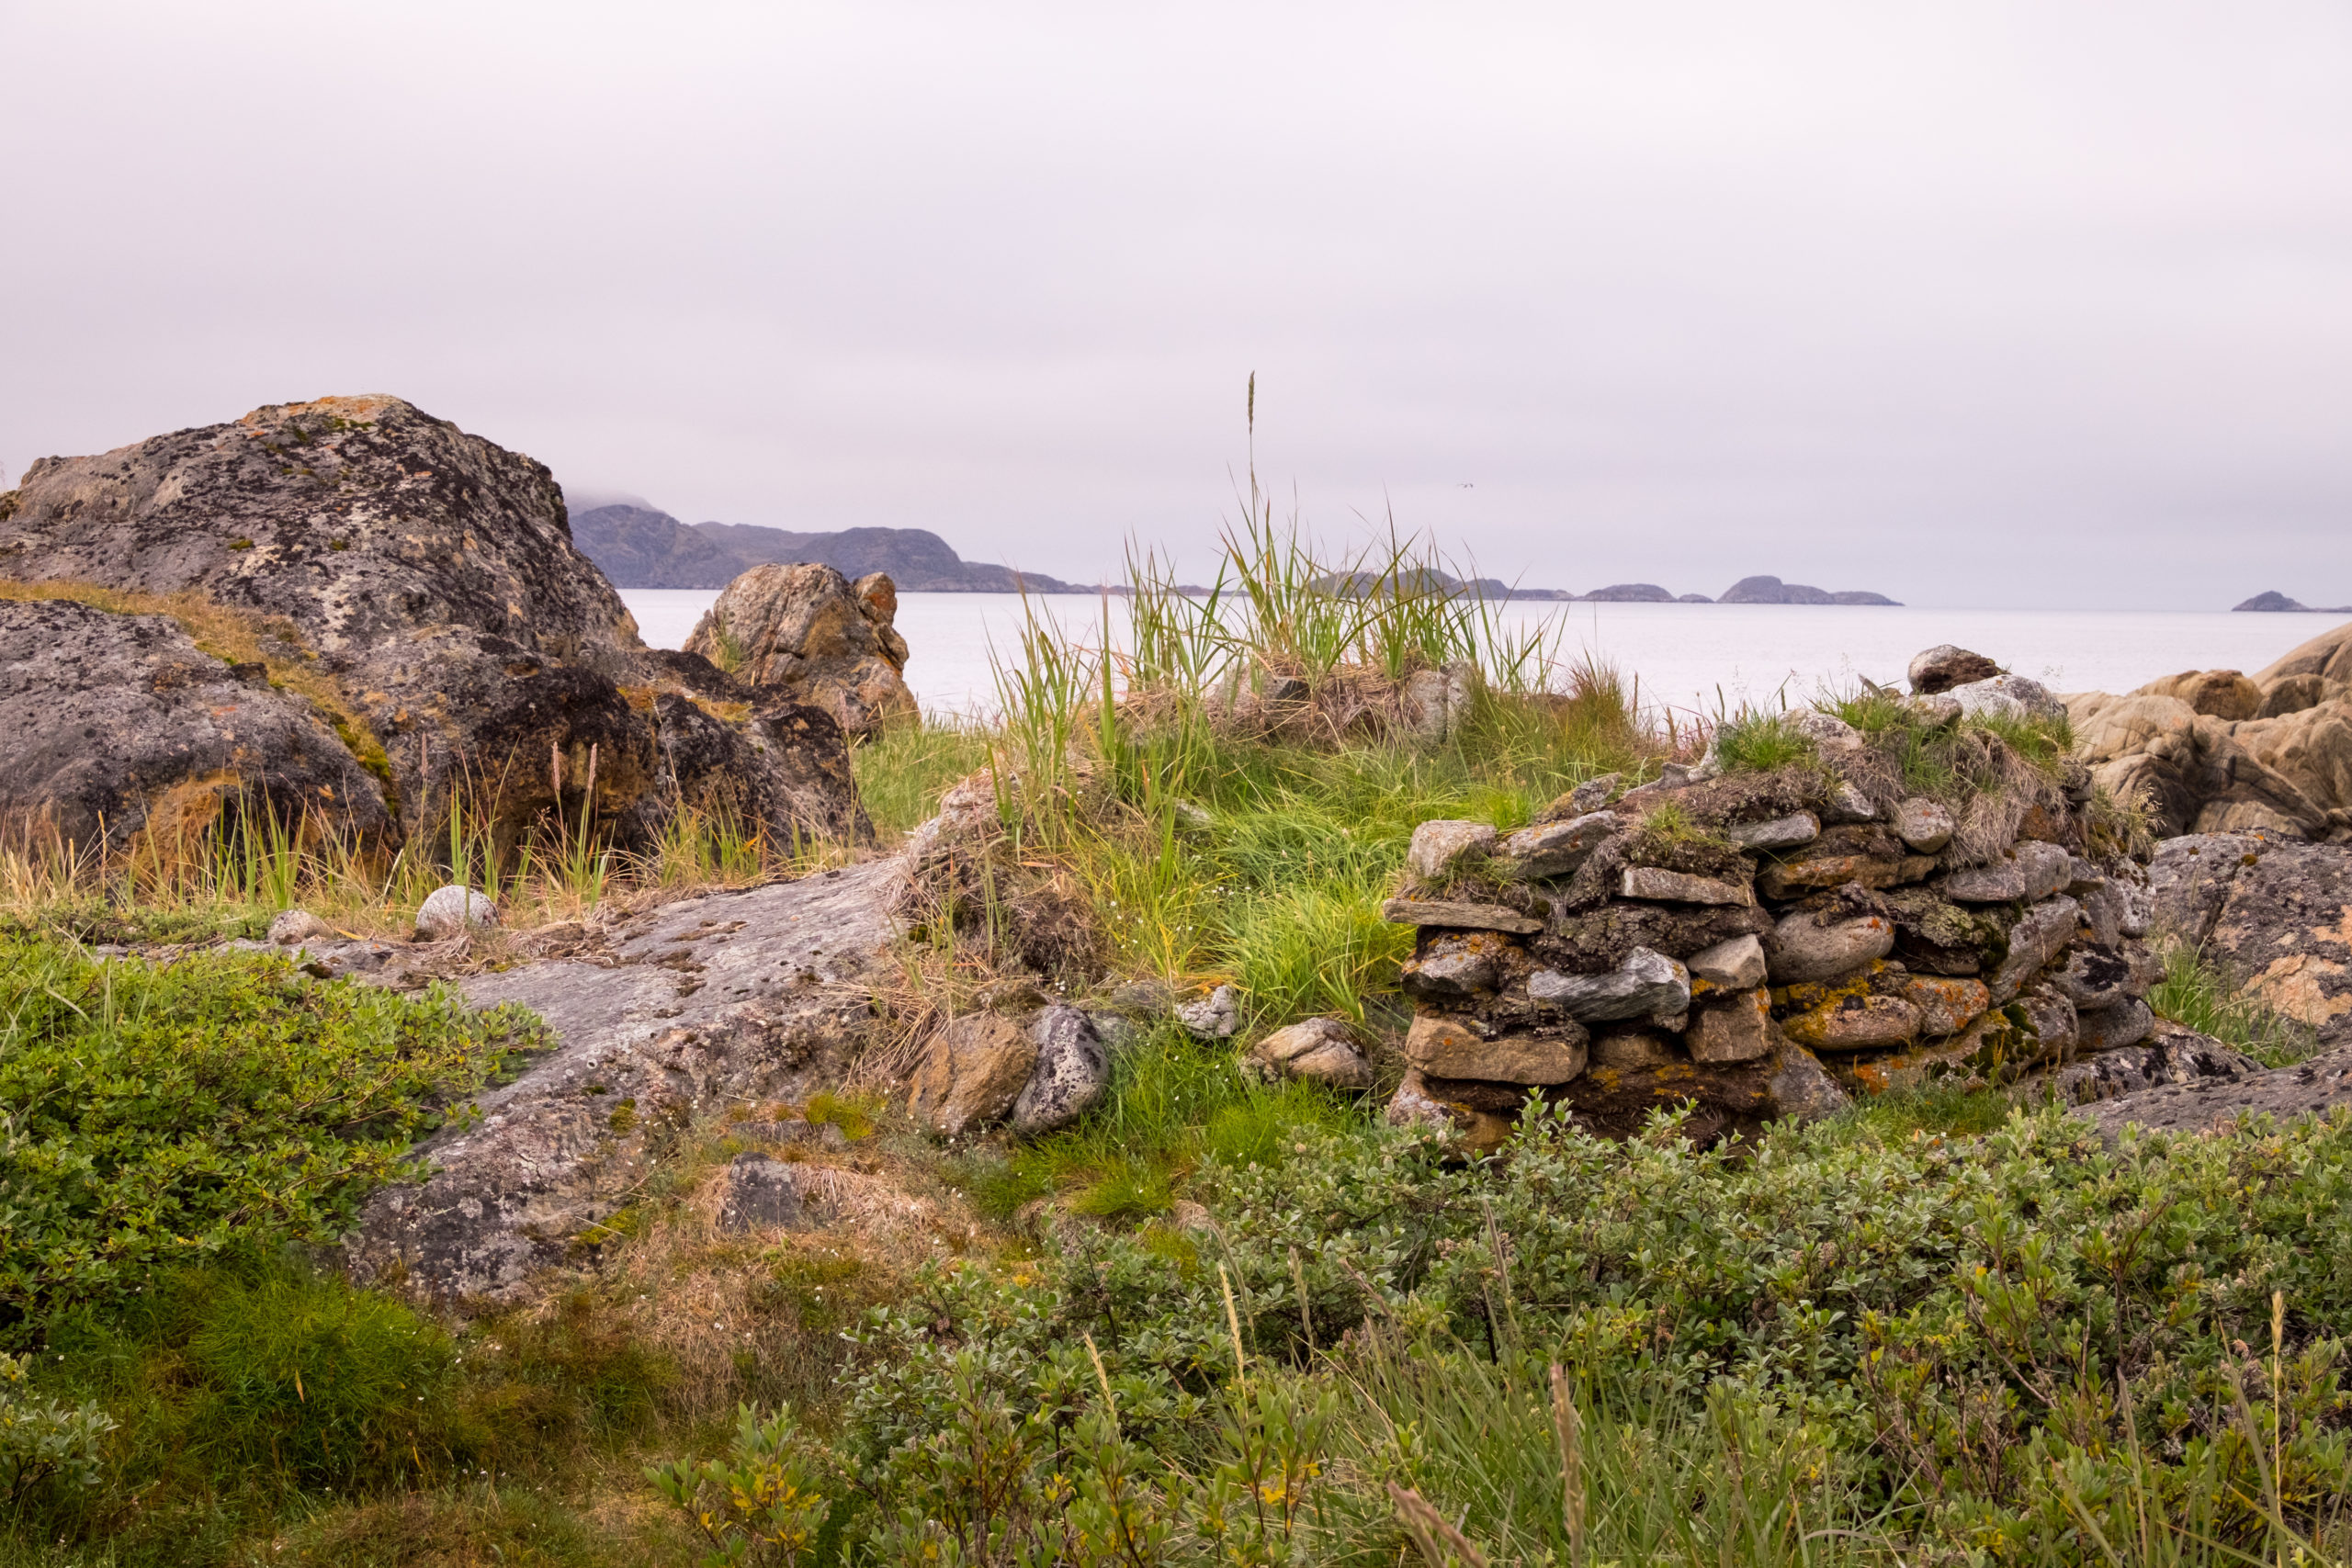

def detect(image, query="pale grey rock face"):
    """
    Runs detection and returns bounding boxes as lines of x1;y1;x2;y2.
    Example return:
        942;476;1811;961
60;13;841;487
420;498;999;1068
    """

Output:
1246;1017;1374;1089
1497;811;1618;879
269;908;333;945
1177;984;1241;1040
1685;987;1771;1063
2018;841;2074;902
1562;774;1621;815
2075;997;2157;1054
1404;1012;1587;1084
1763;1042;1851;1121
1894;798;1955;853
1727;812;1820;852
1010;1006;1109;1135
1529;946;1690;1022
1765;912;1894;984
417;885;499;940
2076;1028;2347;1140
346;856;909;1303
1402;939;1500;1000
1687;933;1768;990
1947;673;2067;723
1989;897;2083;1002
1406;819;1496;883
1907;645;2002;695
1401;662;1478;740
2146;833;2351;1043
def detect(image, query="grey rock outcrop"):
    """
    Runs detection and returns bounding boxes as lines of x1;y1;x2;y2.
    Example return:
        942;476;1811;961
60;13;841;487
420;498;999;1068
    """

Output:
346;856;910;1301
684;563;918;739
1009;1007;1110;1135
1244;1017;1375;1089
416;885;497;941
0;598;391;854
0;396;870;857
2146;832;2352;1046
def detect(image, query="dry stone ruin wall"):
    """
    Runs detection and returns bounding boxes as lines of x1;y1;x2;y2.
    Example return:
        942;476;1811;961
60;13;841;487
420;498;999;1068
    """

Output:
1383;648;2168;1149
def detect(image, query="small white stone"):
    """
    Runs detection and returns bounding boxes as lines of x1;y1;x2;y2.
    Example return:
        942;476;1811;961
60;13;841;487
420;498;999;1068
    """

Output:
417;884;499;940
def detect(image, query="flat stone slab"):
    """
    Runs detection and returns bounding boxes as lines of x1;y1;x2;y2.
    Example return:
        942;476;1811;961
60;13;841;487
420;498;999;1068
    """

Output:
2076;1038;2352;1141
1381;898;1545;934
345;857;909;1303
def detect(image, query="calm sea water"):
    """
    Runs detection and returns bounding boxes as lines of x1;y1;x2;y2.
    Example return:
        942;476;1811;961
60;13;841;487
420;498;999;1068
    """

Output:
620;589;2337;722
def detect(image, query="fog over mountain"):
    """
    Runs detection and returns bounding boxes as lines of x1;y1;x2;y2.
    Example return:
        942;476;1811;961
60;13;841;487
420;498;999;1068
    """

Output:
3;3;2349;609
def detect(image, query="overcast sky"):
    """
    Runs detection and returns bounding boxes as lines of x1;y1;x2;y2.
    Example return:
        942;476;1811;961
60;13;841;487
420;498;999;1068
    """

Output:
3;2;2348;608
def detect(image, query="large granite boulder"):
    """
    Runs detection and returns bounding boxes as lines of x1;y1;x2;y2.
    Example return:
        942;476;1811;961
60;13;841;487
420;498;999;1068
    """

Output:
2066;690;2340;840
0;598;393;854
0;396;868;854
2146;832;2352;1046
684;563;917;739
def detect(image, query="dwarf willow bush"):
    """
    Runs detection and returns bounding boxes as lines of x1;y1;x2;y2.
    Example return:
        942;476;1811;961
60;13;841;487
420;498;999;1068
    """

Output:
669;1103;2352;1562
0;938;538;1322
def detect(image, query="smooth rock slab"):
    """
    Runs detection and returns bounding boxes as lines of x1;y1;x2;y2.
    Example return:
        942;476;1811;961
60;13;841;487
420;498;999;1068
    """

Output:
1381;898;1545;935
1909;645;2002;695
1529;947;1690;1022
418;885;499;941
345;856;909;1303
2077;1033;2352;1140
1405;1011;1588;1084
1726;812;1820;852
1766;913;1895;984
1247;1017;1376;1089
1619;866;1753;906
1406;819;1497;883
1687;933;1767;991
1757;853;1933;899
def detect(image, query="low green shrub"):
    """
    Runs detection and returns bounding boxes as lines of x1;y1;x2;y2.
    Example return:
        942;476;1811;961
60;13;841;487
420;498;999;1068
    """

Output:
701;1100;2352;1562
0;938;539;1321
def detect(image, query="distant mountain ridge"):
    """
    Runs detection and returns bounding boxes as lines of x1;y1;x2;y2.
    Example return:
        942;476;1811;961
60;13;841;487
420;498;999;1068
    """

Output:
571;503;1087;592
570;501;1903;604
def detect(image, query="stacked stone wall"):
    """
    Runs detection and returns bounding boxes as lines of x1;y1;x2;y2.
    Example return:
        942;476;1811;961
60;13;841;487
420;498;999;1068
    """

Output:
1384;651;2162;1148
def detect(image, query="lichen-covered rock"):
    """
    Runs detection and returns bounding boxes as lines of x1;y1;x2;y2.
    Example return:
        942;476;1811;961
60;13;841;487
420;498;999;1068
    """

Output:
1618;866;1753;905
1401;931;1515;1001
2049;942;2135;1011
1781;993;1922;1052
1406;819;1496;883
1495;811;1617;879
0;396;870;857
1177;984;1242;1040
1010;1007;1110;1134
1726;812;1820;852
1988;897;2082;1001
1246;1017;1375;1089
1685;987;1772;1062
718;1152;808;1232
909;1014;1037;1136
1941;840;2071;903
1900;975;1990;1037
684;562;916;739
2049;1021;2255;1109
1405;1011;1588;1083
346;857;906;1301
2077;1035;2352;1140
0;598;394;855
2146;833;2352;1044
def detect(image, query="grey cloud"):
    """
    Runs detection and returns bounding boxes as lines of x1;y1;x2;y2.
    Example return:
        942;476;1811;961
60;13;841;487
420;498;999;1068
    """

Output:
2;1;2347;608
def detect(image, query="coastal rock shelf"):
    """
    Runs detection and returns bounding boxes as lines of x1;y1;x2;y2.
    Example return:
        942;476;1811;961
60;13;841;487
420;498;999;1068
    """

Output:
1382;648;2171;1148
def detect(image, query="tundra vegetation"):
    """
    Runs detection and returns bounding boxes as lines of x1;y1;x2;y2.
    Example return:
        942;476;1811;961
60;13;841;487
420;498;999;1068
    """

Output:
0;522;2345;1566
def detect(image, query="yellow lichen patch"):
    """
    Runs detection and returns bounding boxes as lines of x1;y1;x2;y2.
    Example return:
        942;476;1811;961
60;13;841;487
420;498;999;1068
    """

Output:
616;684;659;714
0;578;390;785
2247;953;2352;1030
